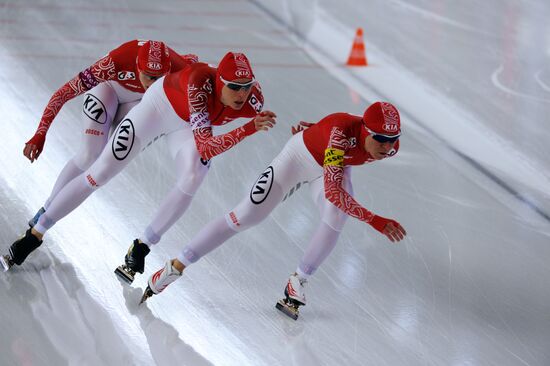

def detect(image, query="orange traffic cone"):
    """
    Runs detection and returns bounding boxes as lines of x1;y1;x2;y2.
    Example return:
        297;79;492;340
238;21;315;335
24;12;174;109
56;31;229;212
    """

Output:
347;28;368;66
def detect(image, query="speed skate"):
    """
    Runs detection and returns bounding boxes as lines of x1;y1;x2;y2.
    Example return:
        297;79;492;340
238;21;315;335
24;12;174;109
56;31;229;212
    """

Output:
275;298;301;320
139;286;155;304
0;254;14;272
114;264;137;284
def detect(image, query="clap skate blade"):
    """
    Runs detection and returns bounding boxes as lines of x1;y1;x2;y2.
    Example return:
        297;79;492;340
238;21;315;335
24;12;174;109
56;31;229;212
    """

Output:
276;299;300;320
0;255;14;272
114;264;136;284
139;286;154;304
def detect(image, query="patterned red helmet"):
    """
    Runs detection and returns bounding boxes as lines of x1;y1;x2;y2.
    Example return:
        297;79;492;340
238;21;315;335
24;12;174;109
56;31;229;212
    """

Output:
137;40;171;77
362;101;401;136
217;51;254;81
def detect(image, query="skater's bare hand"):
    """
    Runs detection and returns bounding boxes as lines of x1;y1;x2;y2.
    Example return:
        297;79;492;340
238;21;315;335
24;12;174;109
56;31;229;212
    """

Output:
370;215;406;243
24;133;46;163
291;121;315;135
381;221;406;242
254;110;277;131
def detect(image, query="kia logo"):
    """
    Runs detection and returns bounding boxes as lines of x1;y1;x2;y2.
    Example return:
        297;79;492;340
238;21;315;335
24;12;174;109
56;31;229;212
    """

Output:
147;62;162;70
83;94;107;124
235;69;251;78
112;119;135;161
383;123;398;132
250;166;274;204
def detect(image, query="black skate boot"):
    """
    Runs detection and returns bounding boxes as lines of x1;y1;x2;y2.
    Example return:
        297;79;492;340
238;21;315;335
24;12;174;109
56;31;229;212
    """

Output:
114;239;150;284
1;229;43;271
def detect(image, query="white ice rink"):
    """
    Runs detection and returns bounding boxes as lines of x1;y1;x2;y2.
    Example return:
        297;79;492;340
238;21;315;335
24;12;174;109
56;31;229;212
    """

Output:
1;0;550;365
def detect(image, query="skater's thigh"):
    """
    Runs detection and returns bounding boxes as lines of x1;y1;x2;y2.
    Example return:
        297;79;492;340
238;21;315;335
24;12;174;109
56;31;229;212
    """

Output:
112;100;140;127
167;128;210;195
227;169;285;231
85;95;172;186
309;167;353;231
74;83;120;169
228;136;320;231
82;83;120;132
228;156;304;231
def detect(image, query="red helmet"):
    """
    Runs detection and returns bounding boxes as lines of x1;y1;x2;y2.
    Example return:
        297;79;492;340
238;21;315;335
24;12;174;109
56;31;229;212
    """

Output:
215;52;255;94
137;40;171;77
362;101;401;137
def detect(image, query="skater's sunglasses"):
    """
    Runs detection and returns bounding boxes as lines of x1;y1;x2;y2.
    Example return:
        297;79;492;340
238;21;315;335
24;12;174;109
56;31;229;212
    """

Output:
220;76;256;91
366;128;400;143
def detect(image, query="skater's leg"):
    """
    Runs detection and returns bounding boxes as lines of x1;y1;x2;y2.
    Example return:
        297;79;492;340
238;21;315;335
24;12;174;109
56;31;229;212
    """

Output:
139;128;209;246
43;83;120;210
33;81;175;236
175;132;320;268
175;216;239;267
277;168;352;314
117;130;208;283
145;132;320;301
295;168;353;278
33;119;144;235
175;180;285;267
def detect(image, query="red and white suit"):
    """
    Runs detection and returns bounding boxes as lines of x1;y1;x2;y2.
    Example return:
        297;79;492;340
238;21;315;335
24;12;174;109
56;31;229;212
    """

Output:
34;40;197;211
176;113;399;277
33;59;265;248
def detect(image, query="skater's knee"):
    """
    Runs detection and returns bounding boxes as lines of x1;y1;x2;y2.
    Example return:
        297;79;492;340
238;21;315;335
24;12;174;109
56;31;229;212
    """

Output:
83;168;111;188
175;173;205;196
73;149;102;171
224;210;263;232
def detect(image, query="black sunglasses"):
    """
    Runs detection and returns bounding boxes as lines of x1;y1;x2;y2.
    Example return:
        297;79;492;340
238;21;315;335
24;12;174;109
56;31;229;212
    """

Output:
366;127;400;143
372;134;399;143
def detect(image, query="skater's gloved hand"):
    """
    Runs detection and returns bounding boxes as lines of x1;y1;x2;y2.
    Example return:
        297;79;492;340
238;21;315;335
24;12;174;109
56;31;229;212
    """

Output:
254;110;277;131
370;215;406;243
291;121;314;135
24;132;46;163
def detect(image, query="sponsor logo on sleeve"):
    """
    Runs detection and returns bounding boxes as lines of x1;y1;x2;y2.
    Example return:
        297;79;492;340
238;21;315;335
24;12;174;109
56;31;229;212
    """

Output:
248;94;262;113
83;94;107;124
111;119;135;160
190;111;211;130
117;71;136;81
79;68;99;90
323;148;345;167
250;166;274;204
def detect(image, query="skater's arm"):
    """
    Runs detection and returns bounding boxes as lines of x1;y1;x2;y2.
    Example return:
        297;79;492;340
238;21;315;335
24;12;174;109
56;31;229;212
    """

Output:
24;55;117;162
323;127;406;242
192;110;276;160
